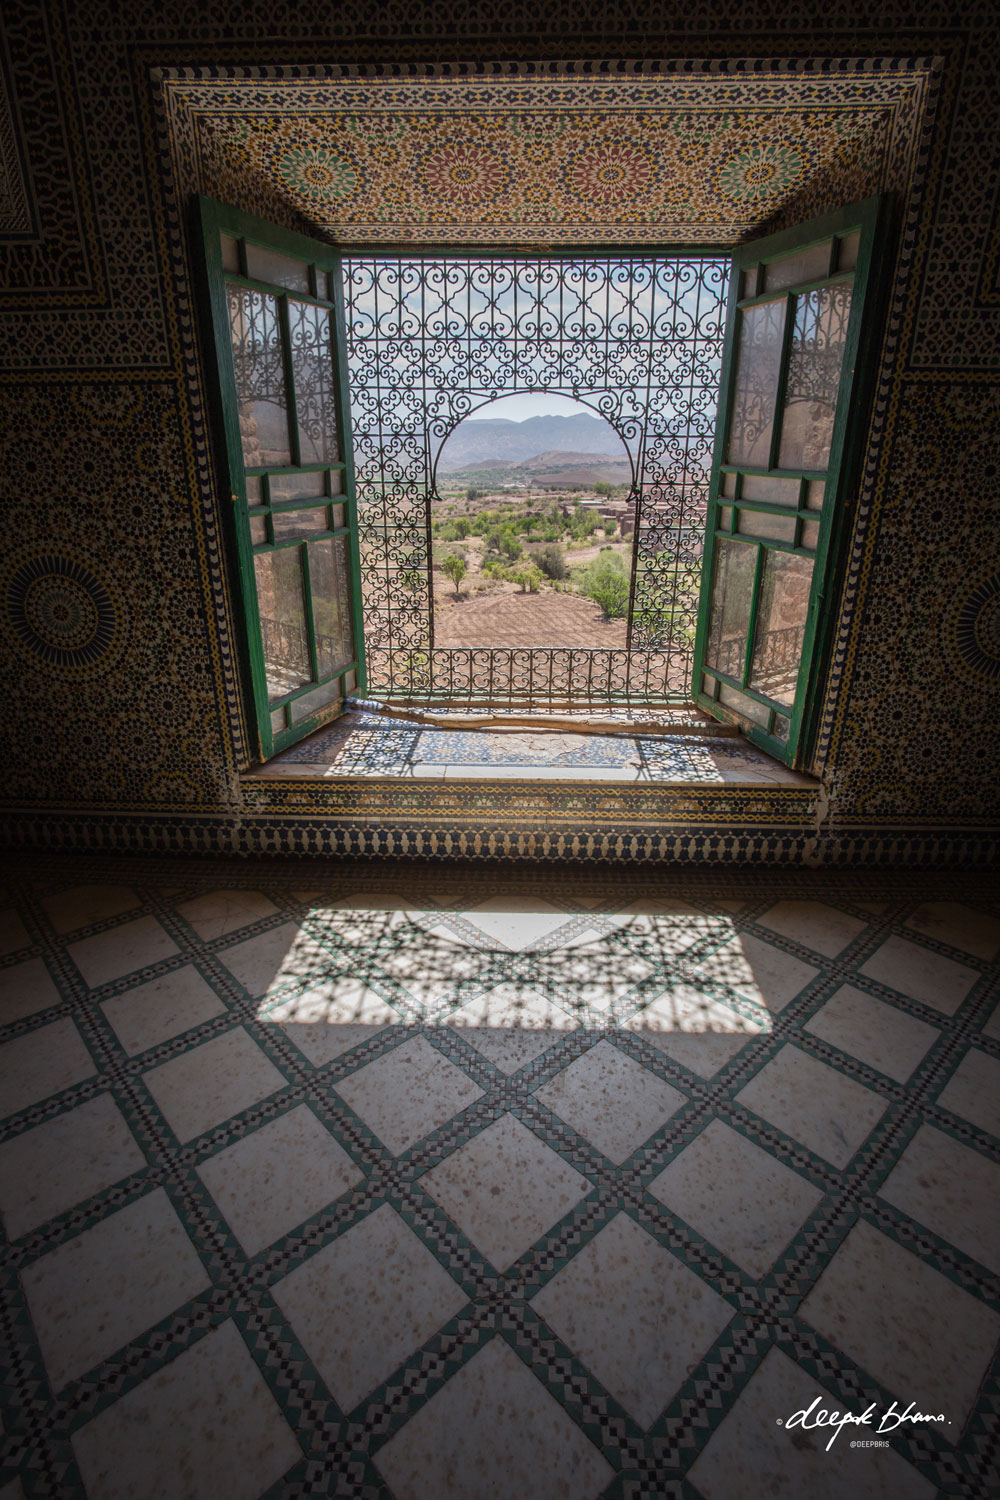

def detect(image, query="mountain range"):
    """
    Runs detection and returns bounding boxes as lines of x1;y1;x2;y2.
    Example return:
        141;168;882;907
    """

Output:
436;414;627;472
438;449;633;490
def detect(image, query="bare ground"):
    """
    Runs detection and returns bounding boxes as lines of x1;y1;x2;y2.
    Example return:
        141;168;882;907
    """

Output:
433;589;628;649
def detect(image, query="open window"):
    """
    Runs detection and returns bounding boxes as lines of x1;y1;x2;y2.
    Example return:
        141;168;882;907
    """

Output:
196;194;884;772
195;197;366;760
693;197;886;768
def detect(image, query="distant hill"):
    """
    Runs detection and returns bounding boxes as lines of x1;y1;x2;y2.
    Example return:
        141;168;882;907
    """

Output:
439;448;633;490
437;413;627;473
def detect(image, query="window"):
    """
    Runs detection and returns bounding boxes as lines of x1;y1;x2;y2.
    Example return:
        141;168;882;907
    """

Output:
196;194;884;771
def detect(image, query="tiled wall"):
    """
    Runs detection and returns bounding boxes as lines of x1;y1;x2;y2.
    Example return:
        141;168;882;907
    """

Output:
0;0;998;861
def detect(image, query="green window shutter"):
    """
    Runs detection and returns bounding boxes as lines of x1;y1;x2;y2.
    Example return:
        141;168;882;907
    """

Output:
692;197;887;767
194;196;366;762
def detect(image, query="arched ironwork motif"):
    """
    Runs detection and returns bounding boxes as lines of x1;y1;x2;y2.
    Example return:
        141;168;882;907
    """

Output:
343;255;726;700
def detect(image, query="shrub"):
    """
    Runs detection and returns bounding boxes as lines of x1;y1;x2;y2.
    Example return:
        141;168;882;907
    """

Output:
537;543;568;581
578;551;629;618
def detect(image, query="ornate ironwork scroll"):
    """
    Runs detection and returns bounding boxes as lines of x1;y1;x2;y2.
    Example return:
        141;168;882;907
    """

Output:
343;255;726;701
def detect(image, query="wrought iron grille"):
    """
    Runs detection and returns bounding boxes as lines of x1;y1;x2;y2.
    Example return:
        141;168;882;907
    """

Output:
343;255;727;703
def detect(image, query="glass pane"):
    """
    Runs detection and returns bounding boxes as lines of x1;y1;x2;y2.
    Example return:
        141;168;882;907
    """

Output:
740;474;800;506
837;231;860;271
773;712;790;742
749;551;815;708
800;519;821;550
701;672;718;698
343;668;357;696
289;678;341;725
805;480;825;511
220;234;241;273
244;243;311;294
720;471;737;498
764;239;832;291
718;682;771;727
331;502;346;530
249;516;268;546
718;505;733;532
270;707;286;736
309;536;355;678
254;548;311;702
272;507;331;542
270;470;326;503
706;539;756;680
245;475;264;505
228;287;292;467
736;510;797;543
324;270;337;303
328;468;345;496
726;299;787;468
778;284;854;471
741;266;758;298
288;301;341;465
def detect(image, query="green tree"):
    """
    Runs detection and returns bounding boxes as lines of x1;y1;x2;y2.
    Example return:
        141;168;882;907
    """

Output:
441;553;466;597
593;481;614;497
466;486;480;504
513;565;543;593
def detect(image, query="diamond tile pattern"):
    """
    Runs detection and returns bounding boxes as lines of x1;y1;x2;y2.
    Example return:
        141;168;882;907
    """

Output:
1;858;998;1499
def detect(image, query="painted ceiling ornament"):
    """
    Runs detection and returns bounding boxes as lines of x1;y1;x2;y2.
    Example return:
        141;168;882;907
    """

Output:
414;140;513;205
562;139;654;206
4;554;123;675
715;142;805;202
276;144;364;203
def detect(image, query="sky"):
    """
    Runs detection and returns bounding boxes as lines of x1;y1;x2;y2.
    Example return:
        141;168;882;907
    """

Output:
465;393;598;422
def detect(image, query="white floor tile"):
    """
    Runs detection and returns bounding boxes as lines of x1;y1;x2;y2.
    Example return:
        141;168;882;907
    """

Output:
696;933;819;1014
859;935;979;1015
755;901;867;959
805;984;939;1082
217;921;311;999
175;888;280;941
935;1048;1000;1136
904;901;1000;961
68;916;179;988
627;982;766;1079
0;956;61;1025
735;1045;887;1168
42;884;140;936
22;1188;209;1389
532;1211;734;1425
334;1035;482;1155
535;1040;685;1163
461;896;575;951
375;1336;614;1500
0;1017;96;1118
0;908;30;957
142;1028;286;1143
272;1203;466;1412
649;1120;822;1278
446;984;577;1074
800;1219;1000;1425
197;1105;362;1256
72;1320;300;1500
100;965;226;1056
0;1093;145;1239
261;974;401;1065
879;1124;1000;1273
689;1346;935;1500
420;1113;591;1272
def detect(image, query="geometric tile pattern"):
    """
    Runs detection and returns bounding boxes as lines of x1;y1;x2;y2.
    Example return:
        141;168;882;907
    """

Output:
1;859;998;1497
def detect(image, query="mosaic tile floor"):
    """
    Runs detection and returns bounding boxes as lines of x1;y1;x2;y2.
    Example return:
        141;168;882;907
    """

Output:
260;711;811;785
1;859;998;1498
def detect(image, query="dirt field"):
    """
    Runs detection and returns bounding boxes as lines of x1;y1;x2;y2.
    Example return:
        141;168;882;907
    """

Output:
433;589;629;649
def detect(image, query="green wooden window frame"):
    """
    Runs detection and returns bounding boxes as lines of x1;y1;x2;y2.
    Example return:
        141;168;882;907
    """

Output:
692;196;888;768
194;196;366;761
